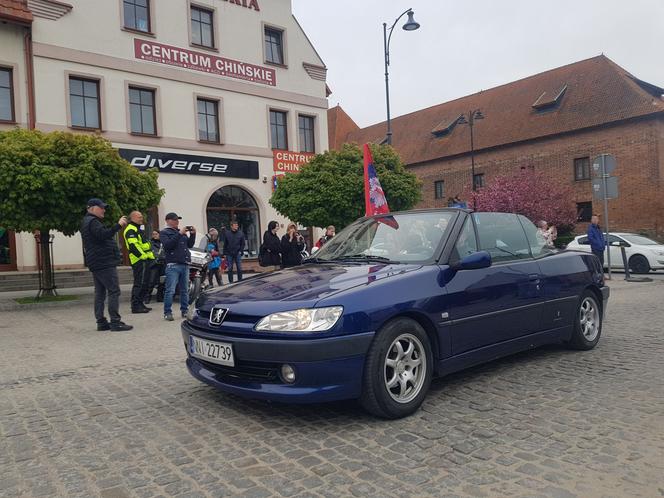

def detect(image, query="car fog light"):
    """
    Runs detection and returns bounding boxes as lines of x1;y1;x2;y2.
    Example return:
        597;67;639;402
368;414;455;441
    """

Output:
281;364;296;384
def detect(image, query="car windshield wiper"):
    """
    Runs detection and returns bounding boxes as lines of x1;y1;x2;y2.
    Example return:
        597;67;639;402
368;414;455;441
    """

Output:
337;254;397;264
302;256;335;264
489;246;520;257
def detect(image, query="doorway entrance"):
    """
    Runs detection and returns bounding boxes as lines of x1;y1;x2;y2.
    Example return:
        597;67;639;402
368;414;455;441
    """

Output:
206;186;260;258
0;228;17;271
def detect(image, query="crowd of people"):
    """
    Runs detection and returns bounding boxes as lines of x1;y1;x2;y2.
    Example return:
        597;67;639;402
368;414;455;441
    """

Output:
80;197;335;331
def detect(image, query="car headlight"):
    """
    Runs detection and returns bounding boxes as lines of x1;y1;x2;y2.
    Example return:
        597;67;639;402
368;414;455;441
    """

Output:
255;306;343;332
652;250;664;256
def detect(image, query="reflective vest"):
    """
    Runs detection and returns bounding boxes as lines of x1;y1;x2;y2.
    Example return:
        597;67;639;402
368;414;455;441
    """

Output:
123;223;155;265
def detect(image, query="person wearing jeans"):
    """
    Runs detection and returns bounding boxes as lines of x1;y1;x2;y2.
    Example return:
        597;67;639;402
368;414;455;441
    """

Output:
163;262;189;319
160;212;196;321
222;220;245;283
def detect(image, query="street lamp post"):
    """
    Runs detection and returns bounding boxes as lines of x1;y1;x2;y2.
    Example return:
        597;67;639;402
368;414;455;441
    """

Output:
383;8;420;145
457;109;485;192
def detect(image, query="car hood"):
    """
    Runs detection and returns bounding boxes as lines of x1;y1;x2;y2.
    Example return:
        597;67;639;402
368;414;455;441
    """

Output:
196;262;421;313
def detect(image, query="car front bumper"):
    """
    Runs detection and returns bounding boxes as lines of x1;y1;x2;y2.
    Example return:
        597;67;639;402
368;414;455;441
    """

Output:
181;321;375;403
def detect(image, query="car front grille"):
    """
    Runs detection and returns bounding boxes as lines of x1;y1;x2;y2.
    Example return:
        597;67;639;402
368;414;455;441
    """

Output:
196;357;280;383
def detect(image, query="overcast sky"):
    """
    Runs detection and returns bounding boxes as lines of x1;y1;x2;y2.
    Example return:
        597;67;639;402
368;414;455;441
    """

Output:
292;0;664;128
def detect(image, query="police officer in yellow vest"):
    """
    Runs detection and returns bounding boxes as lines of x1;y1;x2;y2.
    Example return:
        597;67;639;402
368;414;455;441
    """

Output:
123;211;155;313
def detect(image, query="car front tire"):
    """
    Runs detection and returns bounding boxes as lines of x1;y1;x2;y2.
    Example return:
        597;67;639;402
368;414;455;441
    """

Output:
567;290;602;350
629;254;651;274
360;317;433;419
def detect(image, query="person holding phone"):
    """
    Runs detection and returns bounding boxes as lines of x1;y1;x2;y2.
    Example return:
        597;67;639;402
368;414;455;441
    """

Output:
281;223;305;267
160;212;196;321
80;198;132;332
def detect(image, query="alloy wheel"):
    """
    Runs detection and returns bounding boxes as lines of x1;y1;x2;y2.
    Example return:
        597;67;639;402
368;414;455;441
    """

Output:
579;297;600;341
384;333;427;404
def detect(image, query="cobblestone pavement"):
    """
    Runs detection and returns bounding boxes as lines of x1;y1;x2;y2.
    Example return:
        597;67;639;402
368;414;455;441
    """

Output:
1;277;663;498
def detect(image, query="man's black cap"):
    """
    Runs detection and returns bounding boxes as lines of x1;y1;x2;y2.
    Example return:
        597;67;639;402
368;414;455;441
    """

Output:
87;198;108;209
165;212;182;220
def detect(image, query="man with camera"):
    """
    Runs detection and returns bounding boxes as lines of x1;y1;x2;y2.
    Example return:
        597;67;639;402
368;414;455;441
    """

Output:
80;198;132;332
160;212;196;321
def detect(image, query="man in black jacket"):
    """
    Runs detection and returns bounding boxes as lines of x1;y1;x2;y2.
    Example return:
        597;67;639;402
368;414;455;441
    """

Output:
80;198;132;331
222;220;246;282
160;212;196;321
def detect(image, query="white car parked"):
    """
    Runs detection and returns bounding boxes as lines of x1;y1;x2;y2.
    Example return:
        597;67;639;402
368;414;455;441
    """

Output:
566;233;664;274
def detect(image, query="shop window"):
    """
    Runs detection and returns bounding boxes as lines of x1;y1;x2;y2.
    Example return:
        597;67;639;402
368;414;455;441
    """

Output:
574;157;591;181
123;0;150;32
269;110;288;150
264;27;284;65
69;77;100;129
191;5;214;48
298;115;315;153
197;98;219;143
434;180;445;200
206;186;260;258
576;201;592;222
0;68;14;122
129;86;156;135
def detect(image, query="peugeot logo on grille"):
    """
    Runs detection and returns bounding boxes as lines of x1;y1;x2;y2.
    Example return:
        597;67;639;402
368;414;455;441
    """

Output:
209;307;229;326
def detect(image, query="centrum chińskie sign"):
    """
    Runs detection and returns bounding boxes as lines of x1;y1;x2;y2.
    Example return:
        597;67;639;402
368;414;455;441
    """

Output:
134;39;276;86
273;150;315;175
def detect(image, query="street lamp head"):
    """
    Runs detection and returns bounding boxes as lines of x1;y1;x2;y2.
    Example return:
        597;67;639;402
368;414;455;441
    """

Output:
456;114;468;125
474;110;485;120
402;10;420;31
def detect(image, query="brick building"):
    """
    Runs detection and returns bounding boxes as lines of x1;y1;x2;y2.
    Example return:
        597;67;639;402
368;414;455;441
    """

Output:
328;56;664;238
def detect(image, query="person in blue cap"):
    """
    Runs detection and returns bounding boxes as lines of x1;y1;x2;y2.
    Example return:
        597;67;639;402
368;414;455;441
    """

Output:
80;198;133;331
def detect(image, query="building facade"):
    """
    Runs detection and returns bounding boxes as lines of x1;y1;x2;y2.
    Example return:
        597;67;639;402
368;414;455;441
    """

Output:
329;56;664;239
0;0;328;271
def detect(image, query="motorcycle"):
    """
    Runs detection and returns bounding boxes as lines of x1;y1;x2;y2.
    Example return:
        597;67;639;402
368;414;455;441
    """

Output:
188;248;211;303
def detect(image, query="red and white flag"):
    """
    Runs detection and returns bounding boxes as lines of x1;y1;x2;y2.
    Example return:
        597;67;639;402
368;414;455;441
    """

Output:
363;143;390;216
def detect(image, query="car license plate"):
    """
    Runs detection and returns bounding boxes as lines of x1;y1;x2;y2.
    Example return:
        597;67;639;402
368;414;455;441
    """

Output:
189;336;234;367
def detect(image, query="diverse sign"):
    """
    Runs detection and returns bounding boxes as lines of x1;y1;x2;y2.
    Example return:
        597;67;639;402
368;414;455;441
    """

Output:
134;39;276;86
272;150;315;175
119;149;259;179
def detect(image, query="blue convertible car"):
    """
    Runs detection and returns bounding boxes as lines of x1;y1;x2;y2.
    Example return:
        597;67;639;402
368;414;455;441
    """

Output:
182;209;609;418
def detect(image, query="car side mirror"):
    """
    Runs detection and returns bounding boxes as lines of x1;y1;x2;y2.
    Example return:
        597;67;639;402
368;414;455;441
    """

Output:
450;251;492;271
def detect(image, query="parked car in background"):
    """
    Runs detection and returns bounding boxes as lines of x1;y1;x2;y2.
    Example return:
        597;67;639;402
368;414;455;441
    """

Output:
182;209;609;419
566;233;664;274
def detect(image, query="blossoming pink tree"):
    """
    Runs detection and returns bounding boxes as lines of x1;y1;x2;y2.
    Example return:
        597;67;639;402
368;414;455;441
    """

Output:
468;170;577;231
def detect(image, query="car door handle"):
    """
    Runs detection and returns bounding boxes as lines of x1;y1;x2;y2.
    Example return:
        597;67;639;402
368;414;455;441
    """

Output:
528;274;540;283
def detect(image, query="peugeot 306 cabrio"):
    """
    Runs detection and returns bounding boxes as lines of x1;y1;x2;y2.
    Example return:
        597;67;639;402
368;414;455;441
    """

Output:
182;209;609;419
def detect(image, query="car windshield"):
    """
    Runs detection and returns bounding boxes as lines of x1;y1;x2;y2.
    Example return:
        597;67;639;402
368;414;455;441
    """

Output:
313;212;455;263
621;235;659;246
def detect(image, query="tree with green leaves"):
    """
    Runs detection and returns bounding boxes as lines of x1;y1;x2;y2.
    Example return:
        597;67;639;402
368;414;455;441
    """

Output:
0;129;163;295
270;143;422;229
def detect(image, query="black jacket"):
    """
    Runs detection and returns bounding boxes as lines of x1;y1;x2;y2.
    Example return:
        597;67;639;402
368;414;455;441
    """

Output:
262;231;282;266
160;227;195;264
80;213;122;272
222;229;246;256
280;234;304;267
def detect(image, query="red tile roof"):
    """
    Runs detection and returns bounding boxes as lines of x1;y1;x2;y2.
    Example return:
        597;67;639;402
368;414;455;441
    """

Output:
330;56;664;165
327;104;359;151
0;0;32;24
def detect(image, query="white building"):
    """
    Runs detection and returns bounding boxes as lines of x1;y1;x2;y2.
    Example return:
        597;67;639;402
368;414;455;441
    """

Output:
0;0;328;271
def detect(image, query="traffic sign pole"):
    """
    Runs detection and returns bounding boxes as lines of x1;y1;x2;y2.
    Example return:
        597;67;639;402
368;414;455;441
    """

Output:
601;154;611;280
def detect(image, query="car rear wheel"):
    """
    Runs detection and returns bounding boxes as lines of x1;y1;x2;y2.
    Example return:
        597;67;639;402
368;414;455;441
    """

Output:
567;291;602;350
360;317;433;419
629;254;651;274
